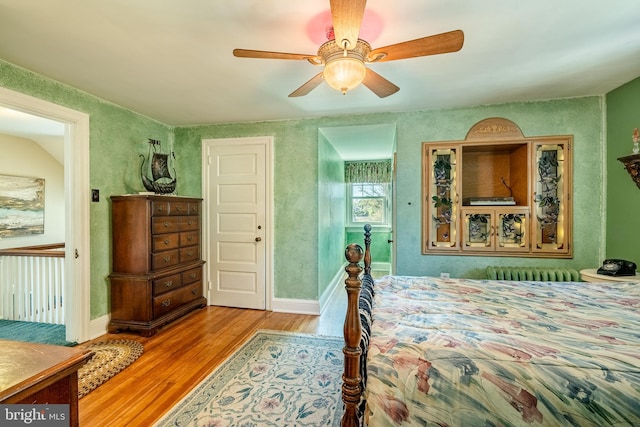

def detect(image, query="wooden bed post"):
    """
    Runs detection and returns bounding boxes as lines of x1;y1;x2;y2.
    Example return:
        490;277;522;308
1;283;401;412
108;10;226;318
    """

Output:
363;223;371;277
342;242;363;427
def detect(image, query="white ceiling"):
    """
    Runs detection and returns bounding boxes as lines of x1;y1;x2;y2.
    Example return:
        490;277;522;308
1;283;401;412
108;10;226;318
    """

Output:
1;0;640;157
320;123;396;160
0;106;65;164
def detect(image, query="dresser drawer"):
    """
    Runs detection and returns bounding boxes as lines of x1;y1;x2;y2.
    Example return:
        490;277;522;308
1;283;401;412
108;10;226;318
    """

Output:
179;216;199;231
151;201;170;216
168;202;189;216
153;282;203;318
187;203;199;216
180;231;199;247
182;266;202;285
152;233;180;252
152;216;181;234
151;249;180;270
152;272;183;296
179;246;200;263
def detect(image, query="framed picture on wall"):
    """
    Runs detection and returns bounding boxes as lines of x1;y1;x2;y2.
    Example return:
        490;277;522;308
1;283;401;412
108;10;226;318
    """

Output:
0;174;45;238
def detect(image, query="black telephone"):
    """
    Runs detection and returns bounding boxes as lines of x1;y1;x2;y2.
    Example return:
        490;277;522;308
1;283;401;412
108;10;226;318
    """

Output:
597;259;637;276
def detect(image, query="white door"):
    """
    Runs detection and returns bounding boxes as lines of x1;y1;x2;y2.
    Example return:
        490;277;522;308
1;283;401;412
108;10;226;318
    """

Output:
202;137;270;309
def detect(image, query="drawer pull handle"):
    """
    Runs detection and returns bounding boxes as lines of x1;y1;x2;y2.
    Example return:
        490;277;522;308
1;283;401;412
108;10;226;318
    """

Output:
187;220;193;226
163;256;171;263
176;206;183;211
163;222;170;228
162;299;171;307
164;281;173;288
186;251;193;257
163;239;170;245
189;273;196;279
187;235;193;241
191;289;197;295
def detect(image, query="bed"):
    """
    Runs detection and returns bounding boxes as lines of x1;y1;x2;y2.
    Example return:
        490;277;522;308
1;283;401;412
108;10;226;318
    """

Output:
341;225;640;426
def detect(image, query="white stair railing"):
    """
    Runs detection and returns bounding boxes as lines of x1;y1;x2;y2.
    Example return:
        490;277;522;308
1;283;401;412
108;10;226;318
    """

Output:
0;244;65;324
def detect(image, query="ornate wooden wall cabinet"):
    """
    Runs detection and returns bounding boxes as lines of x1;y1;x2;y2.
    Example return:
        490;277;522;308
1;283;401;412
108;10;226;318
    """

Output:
423;118;573;258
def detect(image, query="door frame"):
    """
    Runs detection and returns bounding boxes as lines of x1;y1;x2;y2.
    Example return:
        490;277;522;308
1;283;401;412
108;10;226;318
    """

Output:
0;86;91;343
391;152;397;274
201;136;274;310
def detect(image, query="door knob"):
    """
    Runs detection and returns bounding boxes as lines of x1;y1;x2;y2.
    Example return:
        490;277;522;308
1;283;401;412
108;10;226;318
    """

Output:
388;239;394;243
255;237;262;242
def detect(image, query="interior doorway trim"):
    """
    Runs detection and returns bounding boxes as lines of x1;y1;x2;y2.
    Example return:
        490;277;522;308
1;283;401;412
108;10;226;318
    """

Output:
0;86;91;343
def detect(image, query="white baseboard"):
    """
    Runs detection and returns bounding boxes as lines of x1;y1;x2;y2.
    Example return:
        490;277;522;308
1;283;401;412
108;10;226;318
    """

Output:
320;262;348;314
371;262;391;274
271;298;321;315
88;314;110;341
90;261;390;328
272;262;349;315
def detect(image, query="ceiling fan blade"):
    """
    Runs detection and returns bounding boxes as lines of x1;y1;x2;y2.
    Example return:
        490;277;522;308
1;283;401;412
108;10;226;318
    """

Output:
362;68;399;98
288;72;325;97
368;30;464;63
330;0;366;50
233;49;318;62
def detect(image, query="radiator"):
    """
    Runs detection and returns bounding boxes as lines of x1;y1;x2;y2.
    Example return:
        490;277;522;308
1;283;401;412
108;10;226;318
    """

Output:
486;266;581;282
0;255;65;324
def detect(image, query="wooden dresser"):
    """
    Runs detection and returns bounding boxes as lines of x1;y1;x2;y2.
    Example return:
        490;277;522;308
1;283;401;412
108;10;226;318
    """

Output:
109;195;206;336
0;340;92;427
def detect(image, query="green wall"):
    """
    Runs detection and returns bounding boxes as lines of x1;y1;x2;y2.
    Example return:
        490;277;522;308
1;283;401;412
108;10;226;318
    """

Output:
394;97;606;278
1;59;612;321
345;230;392;266
317;133;346;296
0;60;175;319
177;97;605;286
606;76;640;264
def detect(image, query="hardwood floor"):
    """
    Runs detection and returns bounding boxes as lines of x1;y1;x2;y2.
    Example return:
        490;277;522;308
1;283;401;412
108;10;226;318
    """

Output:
78;287;347;426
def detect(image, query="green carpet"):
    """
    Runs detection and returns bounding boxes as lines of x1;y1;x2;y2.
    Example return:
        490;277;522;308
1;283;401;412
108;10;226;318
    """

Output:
0;319;76;346
154;330;344;427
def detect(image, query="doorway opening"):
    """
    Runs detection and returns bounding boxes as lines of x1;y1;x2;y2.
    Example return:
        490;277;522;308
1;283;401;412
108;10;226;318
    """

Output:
0;86;91;343
317;123;397;311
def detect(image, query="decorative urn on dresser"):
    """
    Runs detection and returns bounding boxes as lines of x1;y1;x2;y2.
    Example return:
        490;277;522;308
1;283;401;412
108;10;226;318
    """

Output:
108;195;206;336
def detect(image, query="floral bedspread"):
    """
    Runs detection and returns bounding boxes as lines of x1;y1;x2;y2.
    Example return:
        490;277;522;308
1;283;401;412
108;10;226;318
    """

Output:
364;276;640;426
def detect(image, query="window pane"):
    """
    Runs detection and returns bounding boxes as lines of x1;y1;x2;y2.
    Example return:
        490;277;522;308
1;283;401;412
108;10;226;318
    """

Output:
352;197;385;223
352;183;385;197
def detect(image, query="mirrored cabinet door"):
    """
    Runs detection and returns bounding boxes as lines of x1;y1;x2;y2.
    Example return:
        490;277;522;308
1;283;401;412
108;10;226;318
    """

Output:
531;141;572;256
497;210;529;251
462;210;492;251
424;145;460;251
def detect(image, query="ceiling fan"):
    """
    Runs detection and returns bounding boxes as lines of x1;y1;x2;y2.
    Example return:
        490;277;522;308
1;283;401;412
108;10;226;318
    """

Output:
233;0;464;98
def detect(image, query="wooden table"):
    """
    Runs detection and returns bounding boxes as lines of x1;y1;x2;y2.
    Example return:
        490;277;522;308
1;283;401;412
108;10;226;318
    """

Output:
0;340;92;427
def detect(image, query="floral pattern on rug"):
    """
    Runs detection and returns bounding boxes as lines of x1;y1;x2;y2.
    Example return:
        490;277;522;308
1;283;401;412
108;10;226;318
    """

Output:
154;330;343;427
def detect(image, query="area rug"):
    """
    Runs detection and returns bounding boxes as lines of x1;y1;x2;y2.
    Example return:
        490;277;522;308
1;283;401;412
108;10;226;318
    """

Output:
0;319;76;346
78;339;144;398
154;330;344;427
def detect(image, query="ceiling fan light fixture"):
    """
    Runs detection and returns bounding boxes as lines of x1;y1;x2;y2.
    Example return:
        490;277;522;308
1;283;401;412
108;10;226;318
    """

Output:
234;2;465;98
324;58;366;94
319;39;370;95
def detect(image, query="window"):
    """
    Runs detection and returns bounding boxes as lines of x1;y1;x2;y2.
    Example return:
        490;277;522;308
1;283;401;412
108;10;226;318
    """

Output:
345;160;392;227
348;182;391;226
